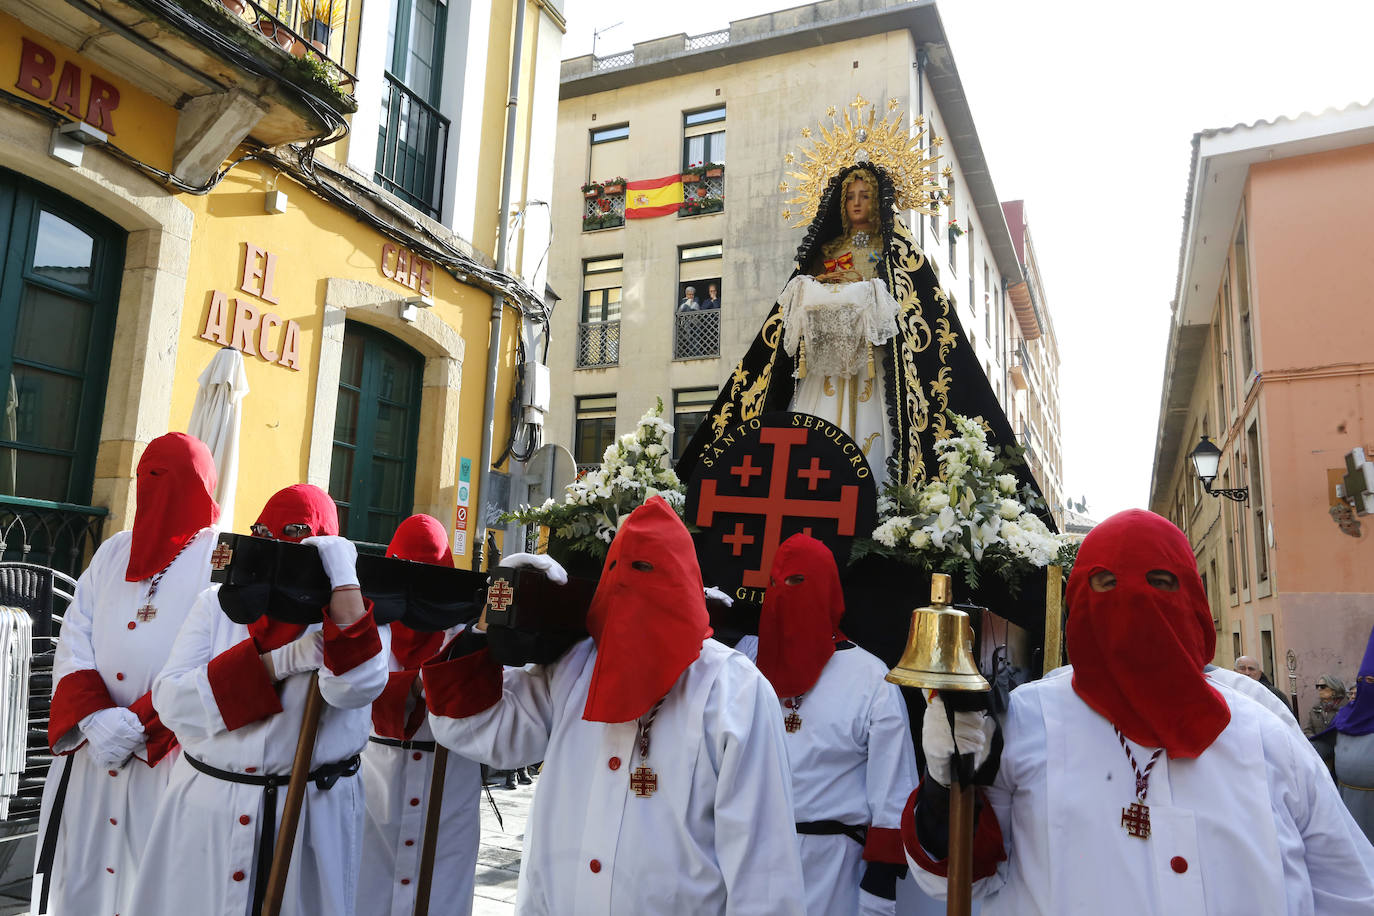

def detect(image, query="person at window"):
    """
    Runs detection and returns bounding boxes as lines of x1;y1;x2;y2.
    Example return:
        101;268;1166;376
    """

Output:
422;496;807;914
36;433;219;916
131;484;388;916
678;285;702;311
735;534;916;916
703;282;722;310
903;509;1374;912
358;514;482;916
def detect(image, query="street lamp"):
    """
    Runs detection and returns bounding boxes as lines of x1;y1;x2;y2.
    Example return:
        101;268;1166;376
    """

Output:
1189;436;1248;502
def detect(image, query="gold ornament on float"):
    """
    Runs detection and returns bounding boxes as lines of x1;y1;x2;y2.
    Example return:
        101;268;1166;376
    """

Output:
782;95;948;227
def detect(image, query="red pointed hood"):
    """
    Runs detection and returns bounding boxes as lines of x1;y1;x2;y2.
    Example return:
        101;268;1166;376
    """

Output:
126;433;219;582
756;533;846;697
248;484;339;651
386;514;452;668
582;496;712;723
1067;509;1229;759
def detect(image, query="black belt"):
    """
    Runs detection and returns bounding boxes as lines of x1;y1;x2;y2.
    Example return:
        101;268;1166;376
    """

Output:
185;752;360;913
796;820;868;846
369;736;437;752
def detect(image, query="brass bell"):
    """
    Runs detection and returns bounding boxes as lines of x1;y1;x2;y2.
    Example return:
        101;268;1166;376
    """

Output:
886;573;990;692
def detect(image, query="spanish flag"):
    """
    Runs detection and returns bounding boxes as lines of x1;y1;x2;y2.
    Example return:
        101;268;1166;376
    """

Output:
624;174;683;218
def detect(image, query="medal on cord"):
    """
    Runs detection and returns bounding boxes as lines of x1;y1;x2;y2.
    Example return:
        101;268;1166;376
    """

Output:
1115;726;1164;839
783;693;807;733
630;698;664;798
135;537;197;623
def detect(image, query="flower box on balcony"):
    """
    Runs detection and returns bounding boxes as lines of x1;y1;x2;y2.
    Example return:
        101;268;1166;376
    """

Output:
702;162;724;178
602;182;625;195
695;185;709;198
681;172;701;184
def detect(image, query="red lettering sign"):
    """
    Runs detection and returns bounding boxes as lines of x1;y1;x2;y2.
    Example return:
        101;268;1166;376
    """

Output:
14;37;120;135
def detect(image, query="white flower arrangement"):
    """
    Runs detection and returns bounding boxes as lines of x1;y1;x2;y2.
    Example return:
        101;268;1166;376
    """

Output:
858;411;1067;592
503;399;686;558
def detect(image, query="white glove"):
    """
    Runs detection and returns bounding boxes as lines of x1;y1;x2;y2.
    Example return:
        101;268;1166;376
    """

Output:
302;535;360;590
80;707;145;770
267;630;324;680
921;694;991;787
499;552;567;585
704;586;734;607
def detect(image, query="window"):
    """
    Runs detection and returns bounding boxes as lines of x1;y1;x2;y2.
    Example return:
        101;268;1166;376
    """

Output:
1234;220;1255;381
1231;629;1242;661
682;107;726;169
675;244;722;359
672;388;718;461
376;0;450;217
578;257;622;368
947;176;957;272
1212;316;1227;428
1248;422;1268;583
1260;628;1276;683
928;117;940;236
1222;268;1237;414
330;322;423;543
574;395;617;467
0;169;123;506
1232;454;1249;590
1209;558;1220;627
589;125;630;181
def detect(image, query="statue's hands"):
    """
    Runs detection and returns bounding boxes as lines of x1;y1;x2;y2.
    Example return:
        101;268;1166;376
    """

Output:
704;586;734;607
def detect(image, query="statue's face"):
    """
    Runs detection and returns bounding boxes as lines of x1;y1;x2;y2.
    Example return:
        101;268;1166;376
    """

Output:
845;179;874;229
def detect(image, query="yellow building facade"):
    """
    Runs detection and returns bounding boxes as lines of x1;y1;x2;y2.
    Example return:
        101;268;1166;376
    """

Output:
0;0;564;570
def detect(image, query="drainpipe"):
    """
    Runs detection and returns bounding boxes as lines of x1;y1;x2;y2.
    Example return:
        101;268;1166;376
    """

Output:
472;0;528;570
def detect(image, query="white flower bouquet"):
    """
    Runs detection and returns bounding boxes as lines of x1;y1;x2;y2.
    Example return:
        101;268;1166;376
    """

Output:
856;411;1067;594
503;399;686;560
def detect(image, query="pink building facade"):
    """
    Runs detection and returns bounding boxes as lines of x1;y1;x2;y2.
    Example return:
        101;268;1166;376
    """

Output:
1150;103;1374;721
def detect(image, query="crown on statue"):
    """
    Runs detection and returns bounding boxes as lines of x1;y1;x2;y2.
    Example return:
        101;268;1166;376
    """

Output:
779;95;947;228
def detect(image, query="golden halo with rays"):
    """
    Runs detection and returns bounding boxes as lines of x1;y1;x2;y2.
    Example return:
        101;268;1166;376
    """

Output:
779;95;947;228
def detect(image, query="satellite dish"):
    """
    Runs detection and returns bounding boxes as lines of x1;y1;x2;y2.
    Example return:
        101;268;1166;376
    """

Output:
524;443;577;506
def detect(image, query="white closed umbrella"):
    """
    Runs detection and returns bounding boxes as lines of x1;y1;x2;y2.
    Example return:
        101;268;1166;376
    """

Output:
187;347;250;528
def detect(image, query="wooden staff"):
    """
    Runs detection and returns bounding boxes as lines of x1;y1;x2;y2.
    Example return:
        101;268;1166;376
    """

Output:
943;699;976;916
411;745;450;916
261;672;326;916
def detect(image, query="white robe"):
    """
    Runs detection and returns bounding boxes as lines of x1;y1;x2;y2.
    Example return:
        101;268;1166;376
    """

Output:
35;528;215;916
129;585;389;916
908;667;1374;914
358;645;481;916
426;636;807;915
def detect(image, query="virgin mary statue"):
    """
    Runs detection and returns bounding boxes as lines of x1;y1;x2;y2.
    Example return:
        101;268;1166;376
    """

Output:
676;98;1026;490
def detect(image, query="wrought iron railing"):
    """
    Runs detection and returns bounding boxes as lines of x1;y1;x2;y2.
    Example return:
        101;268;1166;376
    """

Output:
223;0;356;84
584;192;625;231
0;496;107;580
685;29;731;51
376;72;451;219
674;308;720;360
680;173;725;217
577;321;620;368
593;51;634;71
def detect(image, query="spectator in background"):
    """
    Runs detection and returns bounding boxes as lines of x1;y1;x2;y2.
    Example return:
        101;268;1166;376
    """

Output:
1235;654;1294;713
703;282;722;310
1311;628;1374;844
1307;675;1349;737
678;285;701;312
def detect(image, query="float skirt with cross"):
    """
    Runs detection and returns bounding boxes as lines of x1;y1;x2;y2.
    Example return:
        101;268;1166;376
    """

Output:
686;412;877;606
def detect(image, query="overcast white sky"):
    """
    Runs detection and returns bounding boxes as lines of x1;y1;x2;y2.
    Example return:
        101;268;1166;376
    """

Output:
561;0;1374;519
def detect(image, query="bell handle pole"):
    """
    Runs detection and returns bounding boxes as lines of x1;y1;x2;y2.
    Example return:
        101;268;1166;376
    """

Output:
943;697;975;916
412;745;450;916
261;673;326;916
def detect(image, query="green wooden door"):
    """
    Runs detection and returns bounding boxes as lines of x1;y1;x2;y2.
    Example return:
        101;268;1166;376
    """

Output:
0;168;124;504
329;322;423;543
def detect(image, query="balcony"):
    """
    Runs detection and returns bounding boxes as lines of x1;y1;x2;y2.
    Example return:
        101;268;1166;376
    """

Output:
0;495;107;580
583;185;625;232
376;73;451;219
1010;354;1028;390
674;308;720;360
679;167;724;218
11;0;358;183
577;321;620;368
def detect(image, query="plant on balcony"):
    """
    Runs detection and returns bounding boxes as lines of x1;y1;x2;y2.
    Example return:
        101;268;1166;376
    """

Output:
681;164;702;183
702;161;724;178
583;212;623;231
601;177;627;195
502;399;686;559
681;196;723;217
947;218;965;237
302;0;347;52
281;52;353;107
854;411;1064;594
581;181;603;198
